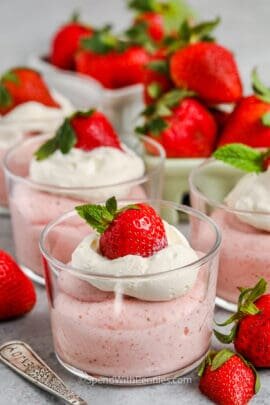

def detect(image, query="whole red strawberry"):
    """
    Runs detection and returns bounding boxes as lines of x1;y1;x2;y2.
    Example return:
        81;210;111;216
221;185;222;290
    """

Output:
135;12;165;42
0;250;36;320
137;89;217;157
170;42;243;104
75;27;150;89
0;68;59;115
50;18;93;70
76;196;168;259
215;278;270;368
199;349;259;405
219;70;270;147
34;109;122;161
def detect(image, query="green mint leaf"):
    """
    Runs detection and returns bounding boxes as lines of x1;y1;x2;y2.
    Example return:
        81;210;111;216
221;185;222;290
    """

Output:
211;349;234;371
106;196;117;215
147;83;162;100
34;138;58;161
75;197;124;234
34;118;76;160
0;84;12;107
262;112;270;127
213;143;264;173
147;60;169;75
128;0;156;12
81;26;118;54
135;125;148;135
1;70;19;85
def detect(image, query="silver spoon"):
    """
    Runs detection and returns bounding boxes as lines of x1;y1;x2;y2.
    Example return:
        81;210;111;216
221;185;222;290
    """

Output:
0;341;87;404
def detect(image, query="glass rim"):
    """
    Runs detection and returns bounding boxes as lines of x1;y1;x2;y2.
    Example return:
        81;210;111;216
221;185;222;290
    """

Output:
3;134;165;192
39;199;222;281
189;158;270;216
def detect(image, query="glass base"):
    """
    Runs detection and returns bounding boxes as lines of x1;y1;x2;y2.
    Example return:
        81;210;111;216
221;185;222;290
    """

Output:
21;264;45;286
0;204;9;216
215;296;237;313
56;350;209;386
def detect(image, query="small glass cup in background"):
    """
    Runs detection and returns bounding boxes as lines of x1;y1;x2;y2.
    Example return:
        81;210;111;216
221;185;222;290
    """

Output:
40;200;221;385
189;159;270;311
4;135;165;285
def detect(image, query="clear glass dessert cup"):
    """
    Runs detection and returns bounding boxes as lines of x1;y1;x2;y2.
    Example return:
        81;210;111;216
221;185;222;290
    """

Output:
189;159;270;311
39;200;221;385
4;134;164;285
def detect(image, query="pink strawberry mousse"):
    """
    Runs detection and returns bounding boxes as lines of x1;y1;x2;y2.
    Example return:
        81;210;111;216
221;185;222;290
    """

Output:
9;184;147;277
211;209;270;304
51;264;215;378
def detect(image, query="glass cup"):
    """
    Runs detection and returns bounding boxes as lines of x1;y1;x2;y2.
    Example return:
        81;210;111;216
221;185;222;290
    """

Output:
189;159;270;311
4;135;164;285
39;200;221;385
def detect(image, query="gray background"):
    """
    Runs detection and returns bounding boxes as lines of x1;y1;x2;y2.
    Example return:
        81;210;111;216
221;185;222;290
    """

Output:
1;0;270;404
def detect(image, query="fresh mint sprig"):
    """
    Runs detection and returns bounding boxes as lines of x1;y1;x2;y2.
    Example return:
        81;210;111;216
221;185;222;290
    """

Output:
213;143;268;173
75;196;139;234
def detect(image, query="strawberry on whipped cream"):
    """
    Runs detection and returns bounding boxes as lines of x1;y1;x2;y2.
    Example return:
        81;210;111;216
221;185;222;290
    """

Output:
6;110;164;282
191;144;270;307
0;67;74;209
42;198;220;380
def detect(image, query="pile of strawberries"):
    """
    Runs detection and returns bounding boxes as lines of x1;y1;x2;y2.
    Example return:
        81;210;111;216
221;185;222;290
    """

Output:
48;0;270;159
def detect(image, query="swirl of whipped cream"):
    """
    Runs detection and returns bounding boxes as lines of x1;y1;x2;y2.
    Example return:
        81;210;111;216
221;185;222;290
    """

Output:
0;91;74;148
29;144;145;201
71;221;199;301
225;168;270;232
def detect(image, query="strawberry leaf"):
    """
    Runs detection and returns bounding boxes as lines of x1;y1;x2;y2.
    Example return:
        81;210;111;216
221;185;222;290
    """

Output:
0;84;12;107
70;9;80;23
81;26;119;54
1;70;19;84
161;0;195;34
261;112;270;127
210;349;234;371
128;0;156;12
213;143;264;173
215;278;267;346
214;325;237;344
147;82;162;100
147;60;169;75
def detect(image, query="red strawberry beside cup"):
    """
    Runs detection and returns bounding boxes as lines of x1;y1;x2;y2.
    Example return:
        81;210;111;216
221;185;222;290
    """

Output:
0;250;36;321
215;278;270;368
219;70;270;147
199;349;260;405
76;196;168;259
0;67;60;115
34;109;122;161
136;89;217;158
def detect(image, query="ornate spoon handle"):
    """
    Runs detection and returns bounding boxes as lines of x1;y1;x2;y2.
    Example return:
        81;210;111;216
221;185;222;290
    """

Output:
0;341;87;405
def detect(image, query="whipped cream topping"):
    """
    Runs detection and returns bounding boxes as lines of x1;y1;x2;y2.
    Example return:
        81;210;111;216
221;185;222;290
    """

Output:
30;144;145;201
225;168;270;232
71;221;199;301
0;91;74;149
